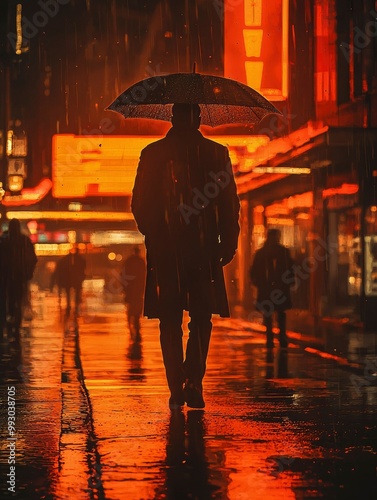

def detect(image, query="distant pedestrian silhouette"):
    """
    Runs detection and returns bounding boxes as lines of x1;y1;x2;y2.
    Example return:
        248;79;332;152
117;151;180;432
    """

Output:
132;103;240;409
54;246;86;316
249;229;294;348
0;218;37;342
123;246;146;339
50;262;62;304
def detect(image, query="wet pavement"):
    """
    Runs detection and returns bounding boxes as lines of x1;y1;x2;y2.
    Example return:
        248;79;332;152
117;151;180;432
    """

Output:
1;290;377;499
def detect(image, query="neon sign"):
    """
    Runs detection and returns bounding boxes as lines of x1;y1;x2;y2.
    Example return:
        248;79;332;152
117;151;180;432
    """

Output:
224;0;289;101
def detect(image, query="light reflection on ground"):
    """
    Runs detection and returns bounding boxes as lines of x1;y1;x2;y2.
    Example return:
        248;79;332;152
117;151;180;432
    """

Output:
1;296;376;499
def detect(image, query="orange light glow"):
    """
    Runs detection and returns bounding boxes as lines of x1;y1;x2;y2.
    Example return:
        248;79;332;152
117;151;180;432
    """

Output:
2;178;52;206
224;0;289;100
8;174;24;192
15;4;22;55
34;243;72;256
27;220;38;234
266;192;313;217
6;210;134;221
322;183;359;198
52;134;270;194
244;0;262;26
304;346;361;368
253;166;311;174
52;135;162;198
266;217;294;226
287;192;313;209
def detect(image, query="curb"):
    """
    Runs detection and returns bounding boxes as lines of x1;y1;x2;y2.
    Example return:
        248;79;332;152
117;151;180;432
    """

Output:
217;317;370;374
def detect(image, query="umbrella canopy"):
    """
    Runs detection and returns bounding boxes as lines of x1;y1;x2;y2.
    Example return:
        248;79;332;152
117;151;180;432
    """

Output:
106;72;281;128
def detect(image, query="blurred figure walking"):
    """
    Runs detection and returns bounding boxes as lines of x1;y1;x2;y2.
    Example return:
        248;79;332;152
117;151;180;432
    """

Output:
0;219;37;342
54;246;86;316
249;229;294;348
123;246;146;339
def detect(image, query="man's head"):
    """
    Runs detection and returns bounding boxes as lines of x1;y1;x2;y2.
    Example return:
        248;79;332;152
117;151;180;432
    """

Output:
171;103;201;130
8;218;21;238
266;228;281;246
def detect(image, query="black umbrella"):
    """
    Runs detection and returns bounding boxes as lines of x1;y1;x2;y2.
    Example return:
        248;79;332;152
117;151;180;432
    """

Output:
106;71;281;128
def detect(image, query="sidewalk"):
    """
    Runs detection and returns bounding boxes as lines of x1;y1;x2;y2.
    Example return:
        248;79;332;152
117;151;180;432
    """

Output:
223;306;377;374
2;293;377;499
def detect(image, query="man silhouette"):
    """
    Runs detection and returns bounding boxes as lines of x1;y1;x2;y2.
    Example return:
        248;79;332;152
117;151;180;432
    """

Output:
55;246;86;316
0;218;37;341
123;246;146;339
249;229;294;348
132;103;240;409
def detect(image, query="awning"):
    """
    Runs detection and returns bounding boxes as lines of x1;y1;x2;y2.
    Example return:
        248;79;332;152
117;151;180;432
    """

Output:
235;123;329;195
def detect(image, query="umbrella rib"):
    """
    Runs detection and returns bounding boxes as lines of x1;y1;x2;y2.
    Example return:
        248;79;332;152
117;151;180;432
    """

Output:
233;81;269;121
201;102;214;128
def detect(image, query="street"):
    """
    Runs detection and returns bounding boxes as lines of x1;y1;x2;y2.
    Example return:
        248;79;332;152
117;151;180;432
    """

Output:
1;290;377;500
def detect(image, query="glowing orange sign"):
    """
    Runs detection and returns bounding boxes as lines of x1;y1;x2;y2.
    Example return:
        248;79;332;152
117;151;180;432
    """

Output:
224;0;289;101
52;135;160;198
52;134;270;198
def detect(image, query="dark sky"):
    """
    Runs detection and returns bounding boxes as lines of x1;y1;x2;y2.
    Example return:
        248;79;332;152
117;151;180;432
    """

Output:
4;0;224;133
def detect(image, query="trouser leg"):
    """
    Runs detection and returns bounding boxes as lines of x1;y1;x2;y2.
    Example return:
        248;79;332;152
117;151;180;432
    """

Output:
14;293;23;332
277;311;287;346
184;273;213;386
74;286;82;312
159;310;185;396
155;251;185;397
263;313;274;346
65;287;71;313
7;284;23;341
184;313;212;386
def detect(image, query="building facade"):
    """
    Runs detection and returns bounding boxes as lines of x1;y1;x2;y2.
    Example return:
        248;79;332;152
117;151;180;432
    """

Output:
224;0;377;332
1;0;377;330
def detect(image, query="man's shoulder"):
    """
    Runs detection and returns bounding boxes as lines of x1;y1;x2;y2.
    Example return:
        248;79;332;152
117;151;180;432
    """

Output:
22;234;34;246
255;246;265;255
141;137;168;154
200;135;228;151
277;245;292;261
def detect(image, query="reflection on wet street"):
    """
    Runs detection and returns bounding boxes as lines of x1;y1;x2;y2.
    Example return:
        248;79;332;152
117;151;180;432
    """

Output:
1;293;377;499
0;297;62;499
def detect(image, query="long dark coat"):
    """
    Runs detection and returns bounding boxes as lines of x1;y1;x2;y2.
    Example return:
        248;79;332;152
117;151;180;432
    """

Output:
0;230;37;325
249;242;295;312
1;231;37;284
131;127;240;318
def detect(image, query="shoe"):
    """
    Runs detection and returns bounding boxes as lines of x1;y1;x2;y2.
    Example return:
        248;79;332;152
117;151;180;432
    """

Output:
169;388;185;410
183;381;205;409
169;394;185;410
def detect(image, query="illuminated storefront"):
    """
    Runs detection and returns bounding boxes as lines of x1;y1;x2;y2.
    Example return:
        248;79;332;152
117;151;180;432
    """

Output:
364;207;377;297
0;209;142;294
